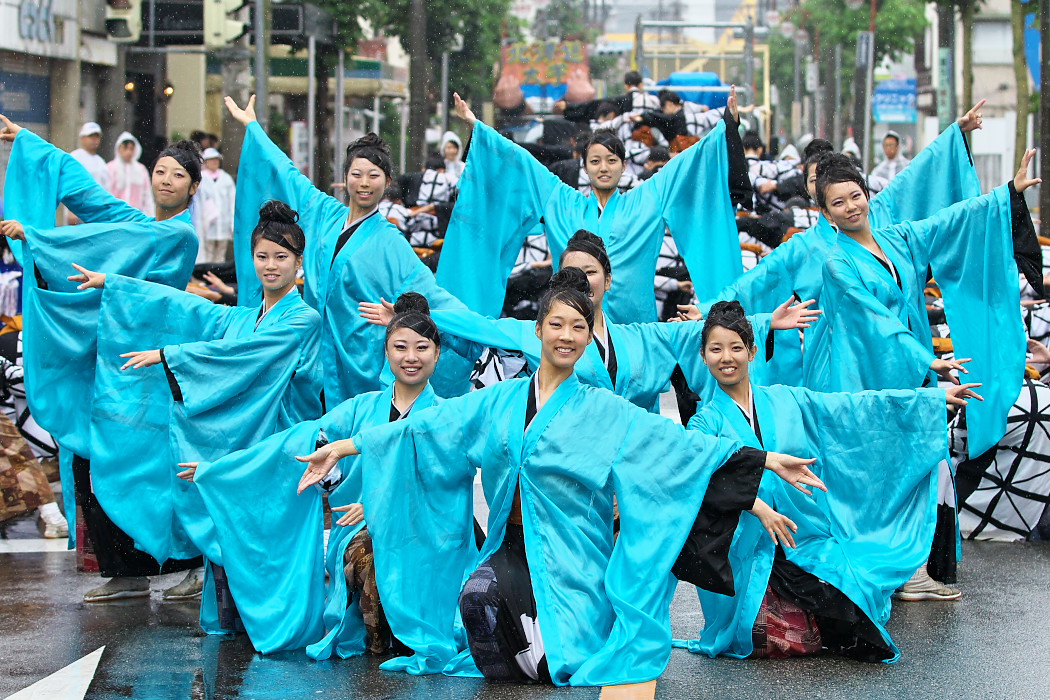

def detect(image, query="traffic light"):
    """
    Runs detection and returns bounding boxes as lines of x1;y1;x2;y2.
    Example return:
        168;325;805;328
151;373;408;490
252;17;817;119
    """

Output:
204;0;249;49
105;0;142;43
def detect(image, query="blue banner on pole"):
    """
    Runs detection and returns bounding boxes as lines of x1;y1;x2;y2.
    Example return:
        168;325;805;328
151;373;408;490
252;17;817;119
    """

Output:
873;78;917;124
1025;12;1040;87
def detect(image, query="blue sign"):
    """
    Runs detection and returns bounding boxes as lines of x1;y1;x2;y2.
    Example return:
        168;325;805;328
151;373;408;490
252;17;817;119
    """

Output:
873;78;917;124
0;70;51;126
1025;11;1040;87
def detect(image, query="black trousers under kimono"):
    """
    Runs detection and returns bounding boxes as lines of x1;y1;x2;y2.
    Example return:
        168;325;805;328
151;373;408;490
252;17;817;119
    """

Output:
72;454;201;578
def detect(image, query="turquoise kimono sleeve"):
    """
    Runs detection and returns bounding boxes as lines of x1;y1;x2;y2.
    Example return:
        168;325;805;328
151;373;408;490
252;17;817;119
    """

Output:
234;121;348;306
868;123;981;229
651;120;743;301
354;390;492;676
436;120;565;318
192;421;326;653
808;255;936;394
895;185;1023;457
569;398;744;686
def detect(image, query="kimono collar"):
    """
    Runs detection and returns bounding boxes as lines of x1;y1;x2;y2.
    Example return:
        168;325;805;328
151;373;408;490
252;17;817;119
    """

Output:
709;381;769;450
510;374;581;464
256;286;300;329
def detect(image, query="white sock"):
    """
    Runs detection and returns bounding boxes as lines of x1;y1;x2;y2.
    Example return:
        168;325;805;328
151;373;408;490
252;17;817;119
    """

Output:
38;501;63;523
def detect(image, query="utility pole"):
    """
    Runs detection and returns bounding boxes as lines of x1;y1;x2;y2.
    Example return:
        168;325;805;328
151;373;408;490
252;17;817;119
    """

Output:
1041;0;1049;232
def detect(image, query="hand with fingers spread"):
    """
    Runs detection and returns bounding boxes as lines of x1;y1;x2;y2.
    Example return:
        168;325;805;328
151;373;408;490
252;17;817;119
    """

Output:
945;382;983;411
0;220;25;241
453;92;477;126
1014;148;1042;193
750;498;797;548
0;113;23;142
359;297;396;327
333;502;365;527
957;99;986;133
177;462;198;482
296;438;358;494
764;451;826;495
68;263;106;290
225;94;258;126
203;271;235;296
120;349;163;370
771;296;822;330
671;304;702;322
930;357;971;385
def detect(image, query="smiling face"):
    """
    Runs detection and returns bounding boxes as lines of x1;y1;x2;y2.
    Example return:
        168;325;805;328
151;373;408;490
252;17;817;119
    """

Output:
584;143;624;193
560;250;610;311
151;156;198;214
386;326;439;387
253;237;301;293
535;300;593;371
703;325;756;389
820;180;870;234
345;156;388;211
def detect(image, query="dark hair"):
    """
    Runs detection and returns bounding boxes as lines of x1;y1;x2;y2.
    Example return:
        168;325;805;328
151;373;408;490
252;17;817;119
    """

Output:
802;138;834;162
251;200;306;256
814;152;869;209
154;139;203;186
623;70;643;87
581;129;626;163
596;101;620;118
424;153;445;171
647;146;670;164
343;132;394;181
560;229;612;278
742;131;764;152
386;292;441;348
537;267;595;332
657;89;681;107
382;184;403;202
702;301;755;350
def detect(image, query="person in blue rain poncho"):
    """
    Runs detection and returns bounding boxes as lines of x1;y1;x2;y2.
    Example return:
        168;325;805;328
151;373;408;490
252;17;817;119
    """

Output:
70;200;321;619
0;114;204;603
174;293;443;655
361;229;822;412
704;101;989;388
682;302;980;662
802;148;1044;596
223;96;476;401
435;88;750;325
295;267;826;687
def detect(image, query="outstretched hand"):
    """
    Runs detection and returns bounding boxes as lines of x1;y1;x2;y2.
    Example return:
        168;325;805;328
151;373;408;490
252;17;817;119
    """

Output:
0;113;22;142
332;503;365;527
727;85;739;123
671;304;703;323
945;383;983;410
68;263;106;290
930;357;971;385
224;94;257;126
765;452;826;496
453;92;477;126
771;296;822;330
120;349;162;370
296;444;343;494
177;462;198;482
751;499;797;548
358;297;396;327
957;99;985;133
1014;148;1042;193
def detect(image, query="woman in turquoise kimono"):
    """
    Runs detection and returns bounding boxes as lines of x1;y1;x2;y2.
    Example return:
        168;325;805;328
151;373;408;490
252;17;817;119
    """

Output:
295;268;826;687
362;229;821;412
705;102;988;387
174;293;442;655
70;200;321;619
683;302;980;662
223;96;475;401
0;114;202;602
435;88;747;325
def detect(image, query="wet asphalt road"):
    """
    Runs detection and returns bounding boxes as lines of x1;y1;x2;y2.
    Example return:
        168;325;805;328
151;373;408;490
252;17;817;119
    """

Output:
2;530;1050;699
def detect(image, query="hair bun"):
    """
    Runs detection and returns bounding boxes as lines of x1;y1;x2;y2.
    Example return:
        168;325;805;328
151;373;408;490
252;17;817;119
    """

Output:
169;139;202;161
548;266;590;295
393;291;431;315
707;300;746;322
348;132;390;157
258;199;299;225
